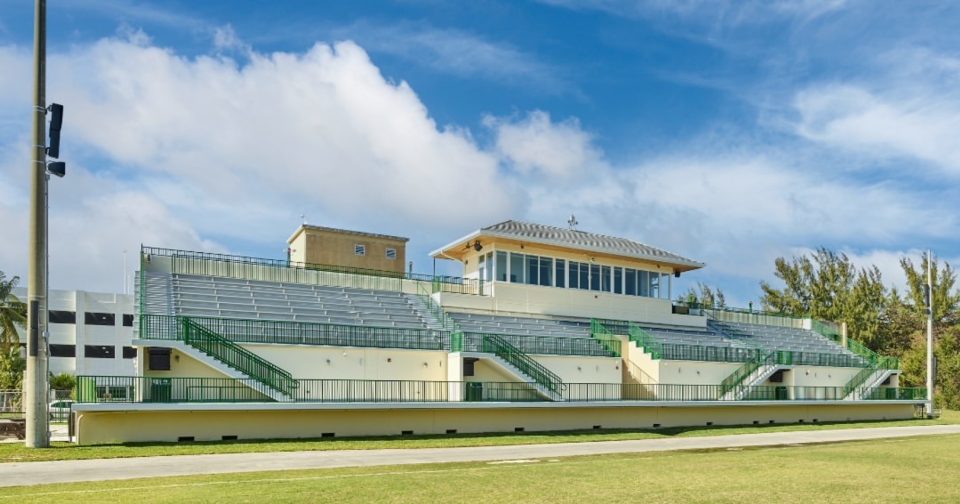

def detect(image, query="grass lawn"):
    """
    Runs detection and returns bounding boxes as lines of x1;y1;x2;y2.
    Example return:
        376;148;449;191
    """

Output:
2;433;958;503
1;410;956;463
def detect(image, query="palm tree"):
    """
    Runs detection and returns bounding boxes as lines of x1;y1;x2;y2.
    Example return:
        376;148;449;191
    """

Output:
0;272;26;353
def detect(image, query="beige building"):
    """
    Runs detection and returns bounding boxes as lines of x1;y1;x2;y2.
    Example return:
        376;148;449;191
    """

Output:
287;225;408;274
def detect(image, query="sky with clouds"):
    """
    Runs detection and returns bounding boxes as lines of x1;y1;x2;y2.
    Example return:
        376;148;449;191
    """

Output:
0;0;958;305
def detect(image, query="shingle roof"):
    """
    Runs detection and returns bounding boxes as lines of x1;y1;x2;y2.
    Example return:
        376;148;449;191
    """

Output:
478;220;703;269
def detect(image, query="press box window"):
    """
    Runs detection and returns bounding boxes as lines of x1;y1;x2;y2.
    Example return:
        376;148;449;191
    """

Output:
385;247;397;260
122;314;134;327
85;312;115;326
354;244;366;256
49;310;76;324
122;346;138;359
84;345;115;359
49;344;76;358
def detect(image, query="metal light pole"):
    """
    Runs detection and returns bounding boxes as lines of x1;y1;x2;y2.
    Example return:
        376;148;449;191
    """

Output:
926;249;935;417
25;0;50;448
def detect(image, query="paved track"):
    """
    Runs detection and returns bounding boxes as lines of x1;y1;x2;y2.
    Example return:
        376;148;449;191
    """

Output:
2;424;959;488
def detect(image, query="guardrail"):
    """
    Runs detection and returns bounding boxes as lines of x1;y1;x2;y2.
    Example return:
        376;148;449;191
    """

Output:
481;334;564;394
592;319;867;367
140;314;615;358
462;332;617;358
142;246;482;295
182;319;298;397
73;376;927;404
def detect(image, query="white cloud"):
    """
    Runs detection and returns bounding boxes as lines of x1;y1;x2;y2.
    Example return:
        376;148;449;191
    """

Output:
0;36;521;290
0;30;955;301
791;49;960;174
486;111;602;180
331;22;572;94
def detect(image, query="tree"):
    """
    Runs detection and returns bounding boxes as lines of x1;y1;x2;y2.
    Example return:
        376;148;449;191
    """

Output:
760;248;886;344
0;272;26;354
760;248;858;322
49;372;76;391
680;282;726;309
0;347;25;391
899;254;960;328
900;325;960;410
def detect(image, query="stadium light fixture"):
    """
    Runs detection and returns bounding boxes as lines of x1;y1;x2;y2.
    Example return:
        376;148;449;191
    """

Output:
46;161;65;178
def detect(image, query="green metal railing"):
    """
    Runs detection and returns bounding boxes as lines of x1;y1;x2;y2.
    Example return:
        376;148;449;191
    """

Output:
480;334;564;394
142;314;447;351
181;319;298;397
142;246;482;295
592;319;866;367
462;332;617;358
717;350;794;398
589;320;623;357
415;280;467;349
140;314;615;358
703;306;806;329
73;376;928;404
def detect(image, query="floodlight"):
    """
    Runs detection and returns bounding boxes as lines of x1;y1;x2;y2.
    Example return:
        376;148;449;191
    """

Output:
47;103;63;159
46;161;65;178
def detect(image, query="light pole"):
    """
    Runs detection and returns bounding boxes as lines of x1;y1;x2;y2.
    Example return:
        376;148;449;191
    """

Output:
25;0;49;448
926;249;935;417
26;0;66;448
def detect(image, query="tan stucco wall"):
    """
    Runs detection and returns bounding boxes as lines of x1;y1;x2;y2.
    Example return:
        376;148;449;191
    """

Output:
143;349;231;379
75;402;916;445
290;227;407;273
238;344;448;381
658;359;743;386
536;354;621;383
438;285;703;326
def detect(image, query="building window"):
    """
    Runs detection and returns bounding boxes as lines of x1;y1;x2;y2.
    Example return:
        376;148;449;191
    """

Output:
625;269;637;296
539;257;552;287
385;247;397;260
614;267;623;294
354;244;366;256
568;262;579;289
601;266;611;292
648;273;660;298
85;312;115;326
122;346;138;359
555;259;566;288
526;255;539;285
590;264;601;291
484;252;493;282
122;314;134;327
579;262;589;290
84;345;115;359
639;271;650;297
496;251;508;282
509;253;524;283
49;344;76;358
49;310;76;324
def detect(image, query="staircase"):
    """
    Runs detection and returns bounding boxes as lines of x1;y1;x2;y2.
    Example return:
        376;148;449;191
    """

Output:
719;351;790;400
461;334;565;401
844;355;898;399
138;317;298;401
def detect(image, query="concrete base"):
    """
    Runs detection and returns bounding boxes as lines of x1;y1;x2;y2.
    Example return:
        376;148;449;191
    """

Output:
73;401;919;445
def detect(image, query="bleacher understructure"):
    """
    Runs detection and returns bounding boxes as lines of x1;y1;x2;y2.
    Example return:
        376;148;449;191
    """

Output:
68;246;925;444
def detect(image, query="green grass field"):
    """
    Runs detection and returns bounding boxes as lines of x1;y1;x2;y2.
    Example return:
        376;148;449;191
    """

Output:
2;410;957;463
3;433;958;503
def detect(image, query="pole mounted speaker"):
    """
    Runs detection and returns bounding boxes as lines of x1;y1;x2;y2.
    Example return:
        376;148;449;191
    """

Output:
47;103;63;159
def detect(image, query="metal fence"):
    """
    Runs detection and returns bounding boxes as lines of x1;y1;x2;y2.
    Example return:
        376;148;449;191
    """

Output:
73;376;926;404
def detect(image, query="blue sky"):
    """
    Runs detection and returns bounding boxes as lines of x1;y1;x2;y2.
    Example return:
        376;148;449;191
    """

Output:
1;0;958;305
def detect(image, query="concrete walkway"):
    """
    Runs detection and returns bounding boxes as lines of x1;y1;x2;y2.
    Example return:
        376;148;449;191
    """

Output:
2;424;959;488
